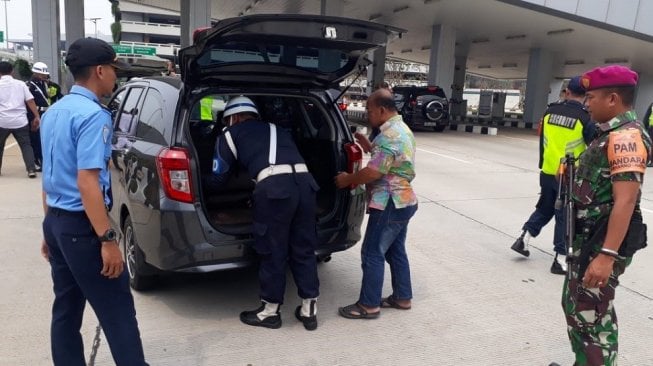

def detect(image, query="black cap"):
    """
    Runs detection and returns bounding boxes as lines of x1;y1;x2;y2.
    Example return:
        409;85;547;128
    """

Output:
65;38;130;69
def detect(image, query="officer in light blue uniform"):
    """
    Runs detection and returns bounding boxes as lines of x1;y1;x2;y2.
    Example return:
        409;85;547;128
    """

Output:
207;96;321;330
40;38;147;366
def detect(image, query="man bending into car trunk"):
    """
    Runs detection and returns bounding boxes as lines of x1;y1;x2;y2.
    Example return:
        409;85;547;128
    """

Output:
206;96;321;330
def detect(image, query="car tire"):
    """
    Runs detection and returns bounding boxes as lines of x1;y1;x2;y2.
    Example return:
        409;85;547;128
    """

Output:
123;215;157;291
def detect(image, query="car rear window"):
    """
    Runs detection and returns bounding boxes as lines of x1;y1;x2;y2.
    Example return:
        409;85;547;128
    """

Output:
414;88;446;98
196;41;350;73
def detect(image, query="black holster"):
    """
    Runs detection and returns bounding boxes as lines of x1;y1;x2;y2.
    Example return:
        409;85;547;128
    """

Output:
576;210;647;278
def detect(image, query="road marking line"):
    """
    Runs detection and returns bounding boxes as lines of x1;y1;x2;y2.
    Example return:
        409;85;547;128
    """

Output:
417;148;472;164
3;142;17;150
499;135;538;143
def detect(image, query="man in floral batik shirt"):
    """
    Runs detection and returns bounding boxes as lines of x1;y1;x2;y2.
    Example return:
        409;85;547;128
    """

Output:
335;88;418;319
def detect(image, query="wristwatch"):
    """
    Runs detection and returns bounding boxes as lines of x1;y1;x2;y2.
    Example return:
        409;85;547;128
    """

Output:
98;228;117;242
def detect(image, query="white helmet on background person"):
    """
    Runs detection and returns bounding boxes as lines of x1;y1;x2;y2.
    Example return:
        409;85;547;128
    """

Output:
222;96;259;119
31;62;49;75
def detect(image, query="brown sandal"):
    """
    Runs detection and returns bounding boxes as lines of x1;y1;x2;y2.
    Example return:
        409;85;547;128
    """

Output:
338;302;380;319
380;295;411;310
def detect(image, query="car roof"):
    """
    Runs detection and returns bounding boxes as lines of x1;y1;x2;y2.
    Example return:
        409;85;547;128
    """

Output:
128;76;183;90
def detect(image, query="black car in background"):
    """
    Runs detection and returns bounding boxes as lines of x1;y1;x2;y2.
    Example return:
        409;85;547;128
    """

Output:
393;85;450;132
107;14;403;290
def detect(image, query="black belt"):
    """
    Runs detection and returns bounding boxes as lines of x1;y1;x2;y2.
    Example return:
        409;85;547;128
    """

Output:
38;106;48;112
48;207;87;217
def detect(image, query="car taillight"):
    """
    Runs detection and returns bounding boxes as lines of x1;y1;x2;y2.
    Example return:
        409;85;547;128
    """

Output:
156;147;194;203
338;102;348;111
344;142;363;190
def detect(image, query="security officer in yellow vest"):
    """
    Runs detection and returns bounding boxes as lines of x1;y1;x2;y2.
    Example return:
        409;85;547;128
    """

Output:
511;76;595;274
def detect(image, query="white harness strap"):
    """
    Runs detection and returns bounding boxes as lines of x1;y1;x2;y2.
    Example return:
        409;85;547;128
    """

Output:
224;130;238;159
268;123;277;165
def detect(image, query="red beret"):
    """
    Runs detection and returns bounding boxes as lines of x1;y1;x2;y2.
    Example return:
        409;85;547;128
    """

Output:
581;65;638;91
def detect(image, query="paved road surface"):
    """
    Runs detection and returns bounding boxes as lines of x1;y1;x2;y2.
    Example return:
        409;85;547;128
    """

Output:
1;128;652;365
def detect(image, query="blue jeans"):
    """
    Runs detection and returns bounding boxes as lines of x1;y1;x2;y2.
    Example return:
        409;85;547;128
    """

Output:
359;200;417;307
522;172;565;255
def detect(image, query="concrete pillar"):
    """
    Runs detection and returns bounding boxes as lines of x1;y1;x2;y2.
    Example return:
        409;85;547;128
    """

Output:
635;72;653;121
64;0;85;48
427;24;456;97
32;0;61;84
452;42;469;101
366;46;386;94
450;43;468;118
180;0;211;48
523;48;553;124
321;0;344;16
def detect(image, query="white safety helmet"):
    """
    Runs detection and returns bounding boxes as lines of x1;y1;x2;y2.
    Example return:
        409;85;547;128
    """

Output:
31;62;49;75
222;96;259;119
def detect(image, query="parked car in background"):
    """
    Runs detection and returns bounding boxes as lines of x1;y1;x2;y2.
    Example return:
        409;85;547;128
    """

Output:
393;85;450;132
107;14;403;290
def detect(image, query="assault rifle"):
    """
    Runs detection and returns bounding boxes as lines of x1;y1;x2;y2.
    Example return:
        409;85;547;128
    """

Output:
554;153;576;278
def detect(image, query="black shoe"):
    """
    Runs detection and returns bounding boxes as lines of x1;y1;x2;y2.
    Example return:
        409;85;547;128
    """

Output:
295;306;318;331
510;235;530;257
28;170;37;178
550;257;567;275
548;363;561;366
240;304;282;329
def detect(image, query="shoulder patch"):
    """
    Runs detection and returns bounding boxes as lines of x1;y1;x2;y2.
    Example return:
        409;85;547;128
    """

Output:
607;129;646;175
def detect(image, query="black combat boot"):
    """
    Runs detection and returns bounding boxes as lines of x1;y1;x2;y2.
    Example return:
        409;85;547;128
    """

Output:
511;230;530;257
550;253;567;275
295;298;318;331
240;301;282;329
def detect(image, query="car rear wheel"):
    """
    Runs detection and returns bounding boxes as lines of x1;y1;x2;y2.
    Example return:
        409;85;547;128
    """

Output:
424;100;445;121
123;215;157;291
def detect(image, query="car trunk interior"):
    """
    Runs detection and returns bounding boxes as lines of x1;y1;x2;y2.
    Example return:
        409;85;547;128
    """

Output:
189;93;340;233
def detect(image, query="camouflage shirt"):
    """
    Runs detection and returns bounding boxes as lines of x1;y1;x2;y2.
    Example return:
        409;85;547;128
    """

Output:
572;110;652;222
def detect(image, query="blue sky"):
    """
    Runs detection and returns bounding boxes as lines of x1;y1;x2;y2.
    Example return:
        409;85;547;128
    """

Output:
2;0;113;40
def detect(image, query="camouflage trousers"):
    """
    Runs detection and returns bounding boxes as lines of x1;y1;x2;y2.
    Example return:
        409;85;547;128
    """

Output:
561;255;630;366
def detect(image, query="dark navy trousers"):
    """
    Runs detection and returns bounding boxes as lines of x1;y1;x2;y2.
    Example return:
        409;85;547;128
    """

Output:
252;173;320;304
43;208;146;366
522;172;565;255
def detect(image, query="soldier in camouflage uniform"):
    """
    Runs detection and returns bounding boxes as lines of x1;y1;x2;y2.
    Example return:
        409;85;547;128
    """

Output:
560;65;650;366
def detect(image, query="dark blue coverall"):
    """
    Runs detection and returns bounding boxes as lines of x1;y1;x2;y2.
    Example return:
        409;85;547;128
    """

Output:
208;118;320;304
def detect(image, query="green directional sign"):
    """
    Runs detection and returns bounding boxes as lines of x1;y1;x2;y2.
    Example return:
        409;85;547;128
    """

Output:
112;44;133;54
132;46;156;56
0;31;4;43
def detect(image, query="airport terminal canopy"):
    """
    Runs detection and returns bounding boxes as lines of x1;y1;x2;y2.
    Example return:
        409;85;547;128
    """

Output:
131;0;653;80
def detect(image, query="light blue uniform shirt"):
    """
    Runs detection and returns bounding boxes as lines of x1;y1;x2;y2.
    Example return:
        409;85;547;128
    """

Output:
41;85;113;211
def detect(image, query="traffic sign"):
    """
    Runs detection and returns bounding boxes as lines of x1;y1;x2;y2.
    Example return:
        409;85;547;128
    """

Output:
112;44;133;54
132;46;156;56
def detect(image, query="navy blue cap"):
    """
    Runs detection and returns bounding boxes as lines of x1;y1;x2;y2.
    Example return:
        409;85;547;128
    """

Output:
65;38;130;69
566;76;585;95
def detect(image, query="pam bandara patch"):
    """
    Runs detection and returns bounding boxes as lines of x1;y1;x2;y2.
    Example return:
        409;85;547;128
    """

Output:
607;129;646;175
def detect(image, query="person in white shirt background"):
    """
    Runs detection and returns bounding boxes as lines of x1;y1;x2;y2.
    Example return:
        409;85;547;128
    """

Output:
0;61;41;178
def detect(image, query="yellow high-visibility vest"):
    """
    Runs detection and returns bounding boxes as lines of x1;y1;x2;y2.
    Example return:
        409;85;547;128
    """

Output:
541;113;586;175
200;97;213;121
